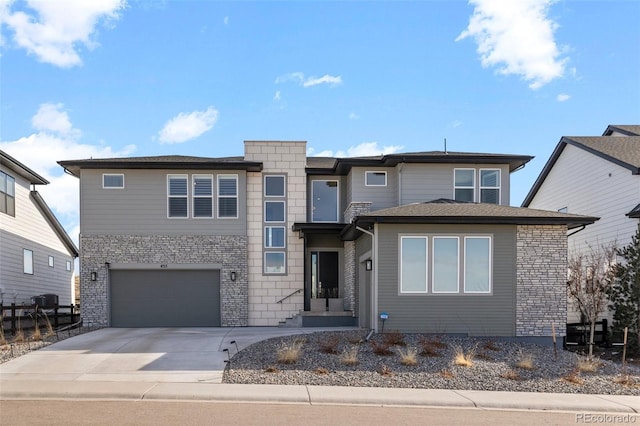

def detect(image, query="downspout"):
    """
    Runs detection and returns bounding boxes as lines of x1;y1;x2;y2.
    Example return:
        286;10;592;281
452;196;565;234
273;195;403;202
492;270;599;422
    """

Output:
397;163;403;206
356;225;377;332
567;225;586;237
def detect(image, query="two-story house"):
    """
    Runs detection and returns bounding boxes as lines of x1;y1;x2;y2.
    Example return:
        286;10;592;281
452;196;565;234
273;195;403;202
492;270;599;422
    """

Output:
0;150;78;307
59;141;596;340
522;125;640;322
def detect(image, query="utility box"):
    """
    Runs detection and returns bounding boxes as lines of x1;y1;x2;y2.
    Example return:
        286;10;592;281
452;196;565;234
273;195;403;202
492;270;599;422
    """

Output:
31;294;58;309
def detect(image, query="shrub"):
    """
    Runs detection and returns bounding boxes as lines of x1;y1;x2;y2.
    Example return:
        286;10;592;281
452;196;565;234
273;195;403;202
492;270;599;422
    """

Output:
440;369;454;379
476;351;493;361
418;337;441;357
318;335;341;354
453;345;475;367
483;340;500;352
276;338;304;364
562;369;584;385
314;367;329;375
377;364;393;376
397;347;418;366
382;330;406;346
515;351;535;370
500;369;521;381
341;346;359;366
264;365;279;373
577;357;600;373
371;340;393;356
31;326;42;342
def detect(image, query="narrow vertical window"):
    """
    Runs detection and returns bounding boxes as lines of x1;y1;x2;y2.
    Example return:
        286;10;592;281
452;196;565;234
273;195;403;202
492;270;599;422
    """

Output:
400;236;427;293
433;237;459;293
66;260;72;271
48;255;55;268
480;169;500;204
167;175;188;218
24;249;33;274
193;175;213;218
0;171;15;217
464;237;491;293
218;175;238;218
454;169;475;202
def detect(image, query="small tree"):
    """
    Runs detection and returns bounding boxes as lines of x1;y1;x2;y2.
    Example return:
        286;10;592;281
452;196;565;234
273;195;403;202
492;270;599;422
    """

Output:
607;227;640;353
567;243;617;358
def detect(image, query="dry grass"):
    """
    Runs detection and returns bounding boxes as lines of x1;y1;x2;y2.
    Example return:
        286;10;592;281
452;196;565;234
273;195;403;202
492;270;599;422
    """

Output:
439;369;454;379
500;369;521;381
476;351;493;361
453;345;475;367
577;357;600;373
428;337;448;350
314;367;329;375
318;335;341;354
483;340;500;352
515;352;535;370
562;369;584;386
42;312;55;338
13;329;25;344
397;347;418;366
276;338;304;364
377;364;393;376
371;340;393;356
382;330;406;346
614;375;639;388
264;365;279;373
0;316;6;346
31;326;42;341
341;346;359;366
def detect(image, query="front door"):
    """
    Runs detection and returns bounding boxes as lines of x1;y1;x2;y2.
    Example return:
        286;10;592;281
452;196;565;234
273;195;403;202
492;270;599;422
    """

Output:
310;251;339;309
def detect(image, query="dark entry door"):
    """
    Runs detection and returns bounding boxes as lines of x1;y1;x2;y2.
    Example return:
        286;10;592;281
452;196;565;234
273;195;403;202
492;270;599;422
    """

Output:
311;251;339;299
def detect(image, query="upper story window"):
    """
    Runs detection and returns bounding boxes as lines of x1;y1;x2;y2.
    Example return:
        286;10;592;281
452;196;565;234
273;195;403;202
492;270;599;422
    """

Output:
48;255;55;268
24;249;33;274
218;175;238;218
365;171;387;187
192;175;213;218
454;169;475;202
167;175;188;218
66;260;72;271
102;174;124;189
312;180;339;222
265;201;285;222
264;175;285;197
480;169;500;204
0;171;16;217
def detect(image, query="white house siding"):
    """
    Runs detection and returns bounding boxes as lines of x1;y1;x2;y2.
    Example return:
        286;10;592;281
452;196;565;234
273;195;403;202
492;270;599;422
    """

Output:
0;168;74;305
245;141;307;325
527;144;640;322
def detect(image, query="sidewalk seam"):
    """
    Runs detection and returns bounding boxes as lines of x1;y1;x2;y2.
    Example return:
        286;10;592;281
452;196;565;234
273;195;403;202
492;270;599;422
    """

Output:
140;383;160;401
304;385;313;405
452;390;477;408
593;395;639;414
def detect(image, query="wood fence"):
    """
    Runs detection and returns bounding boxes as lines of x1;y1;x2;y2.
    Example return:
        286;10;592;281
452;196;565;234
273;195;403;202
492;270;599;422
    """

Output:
1;303;80;335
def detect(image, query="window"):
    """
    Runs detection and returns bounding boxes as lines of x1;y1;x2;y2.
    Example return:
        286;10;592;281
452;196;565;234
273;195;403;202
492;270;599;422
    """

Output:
400;237;428;293
454;169;475;202
48;256;54;268
102;174;124;189
558;207;568;213
365;171;387;187
264;175;285;197
480;169;500;204
265;201;285;222
66;260;71;271
23;249;33;274
218;175;238;218
264;227;285;248
0;171;16;216
464;237;491;293
192;175;213;218
312;180;339;222
167;175;188;218
265;252;286;274
432;237;459;293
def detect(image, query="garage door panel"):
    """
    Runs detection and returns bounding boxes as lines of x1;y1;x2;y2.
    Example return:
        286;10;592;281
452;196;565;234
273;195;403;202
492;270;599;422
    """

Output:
110;269;221;327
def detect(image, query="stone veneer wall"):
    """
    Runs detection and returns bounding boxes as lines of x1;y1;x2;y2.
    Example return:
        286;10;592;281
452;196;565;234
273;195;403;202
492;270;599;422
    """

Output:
516;225;567;337
343;202;372;312
245;141;307;325
80;234;248;327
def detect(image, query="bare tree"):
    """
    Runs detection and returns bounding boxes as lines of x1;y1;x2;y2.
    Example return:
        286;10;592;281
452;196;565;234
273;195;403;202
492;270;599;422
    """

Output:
567;243;617;358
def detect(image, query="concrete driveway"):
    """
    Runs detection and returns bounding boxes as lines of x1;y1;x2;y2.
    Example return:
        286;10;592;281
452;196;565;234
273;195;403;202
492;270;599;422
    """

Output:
0;327;353;384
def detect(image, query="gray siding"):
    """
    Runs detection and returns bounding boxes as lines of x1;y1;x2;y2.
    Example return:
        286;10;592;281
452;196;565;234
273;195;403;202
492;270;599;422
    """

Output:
399;164;511;206
375;223;516;336
80;169;247;235
348;167;398;211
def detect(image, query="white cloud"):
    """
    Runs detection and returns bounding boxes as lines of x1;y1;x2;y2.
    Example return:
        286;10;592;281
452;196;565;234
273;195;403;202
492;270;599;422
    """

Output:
0;103;135;245
348;112;359;120
556;93;570;102
273;90;281;101
158;107;219;144
456;0;568;90
275;72;342;88
450;120;463;128
224;16;229;25
1;0;126;67
308;142;404;158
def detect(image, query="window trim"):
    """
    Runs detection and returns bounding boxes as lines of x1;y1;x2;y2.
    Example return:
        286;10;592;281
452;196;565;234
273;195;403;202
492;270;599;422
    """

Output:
400;236;428;294
264;251;286;275
217;174;238;219
167;174;189;219
432;236;460;294
453;168;476;202
192;174;214;219
102;173;124;189
264;226;286;248
365;171;387;187
479;168;501;205
23;249;33;275
311;179;340;223
463;236;492;294
264;174;286;197
48;255;55;268
0;170;16;217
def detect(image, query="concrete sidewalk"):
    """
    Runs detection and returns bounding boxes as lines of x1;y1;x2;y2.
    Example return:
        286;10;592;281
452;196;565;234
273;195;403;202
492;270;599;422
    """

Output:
1;381;638;414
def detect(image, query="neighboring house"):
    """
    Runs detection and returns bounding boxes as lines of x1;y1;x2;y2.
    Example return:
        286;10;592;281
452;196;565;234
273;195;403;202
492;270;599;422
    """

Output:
59;141;596;340
522;125;640;322
0;150;79;307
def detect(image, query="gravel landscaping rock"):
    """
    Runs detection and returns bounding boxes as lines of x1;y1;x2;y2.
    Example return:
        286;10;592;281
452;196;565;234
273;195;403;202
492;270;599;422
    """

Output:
223;330;640;395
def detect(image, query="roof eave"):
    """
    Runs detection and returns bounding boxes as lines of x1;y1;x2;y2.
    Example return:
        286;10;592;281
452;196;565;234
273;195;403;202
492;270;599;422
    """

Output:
58;160;264;177
30;191;79;257
353;215;598;229
1;151;49;184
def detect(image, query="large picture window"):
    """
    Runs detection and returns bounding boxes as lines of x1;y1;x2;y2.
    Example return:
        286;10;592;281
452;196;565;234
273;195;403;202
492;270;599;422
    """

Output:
218;175;238;218
167;175;188;218
192;175;213;218
312;180;339;222
464;237;491;293
0;171;15;217
400;237;428;293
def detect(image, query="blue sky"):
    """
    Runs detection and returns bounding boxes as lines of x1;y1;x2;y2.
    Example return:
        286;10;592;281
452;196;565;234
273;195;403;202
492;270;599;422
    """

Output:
1;0;639;244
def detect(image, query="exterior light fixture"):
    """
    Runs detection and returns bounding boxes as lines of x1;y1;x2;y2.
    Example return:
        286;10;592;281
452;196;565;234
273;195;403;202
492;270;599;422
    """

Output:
90;271;97;281
230;271;237;281
365;260;373;271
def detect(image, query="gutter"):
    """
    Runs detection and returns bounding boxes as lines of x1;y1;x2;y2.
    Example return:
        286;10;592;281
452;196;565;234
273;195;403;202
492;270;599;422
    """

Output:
30;191;79;257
